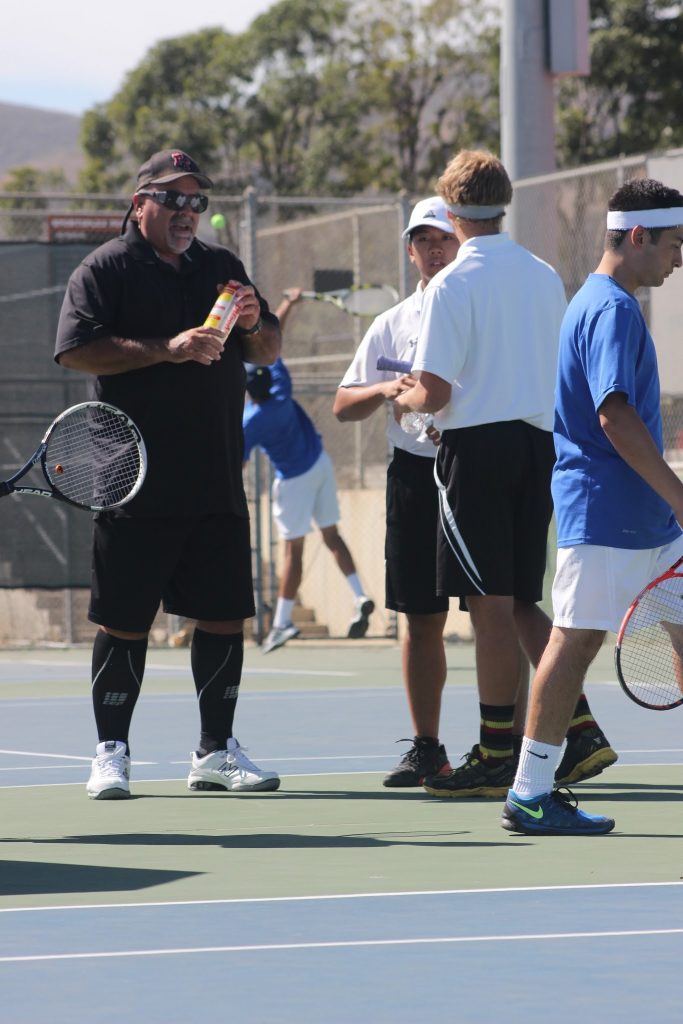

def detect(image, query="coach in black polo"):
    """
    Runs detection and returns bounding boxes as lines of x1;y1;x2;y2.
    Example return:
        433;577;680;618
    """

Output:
55;148;282;800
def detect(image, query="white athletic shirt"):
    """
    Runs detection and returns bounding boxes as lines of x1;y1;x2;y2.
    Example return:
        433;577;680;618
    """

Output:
411;233;567;432
338;285;435;459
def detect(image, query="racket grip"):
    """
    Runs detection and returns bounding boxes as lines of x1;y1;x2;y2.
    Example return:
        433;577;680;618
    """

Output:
376;356;413;373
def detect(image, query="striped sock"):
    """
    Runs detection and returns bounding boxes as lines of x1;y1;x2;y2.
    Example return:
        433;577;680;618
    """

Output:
478;703;515;761
566;693;596;737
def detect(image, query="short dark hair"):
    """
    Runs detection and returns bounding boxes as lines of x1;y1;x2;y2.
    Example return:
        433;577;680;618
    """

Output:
606;177;683;249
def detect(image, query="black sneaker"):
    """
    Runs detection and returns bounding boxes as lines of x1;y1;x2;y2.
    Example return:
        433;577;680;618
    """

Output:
382;737;451;788
554;725;618;785
348;596;375;639
423;744;517;798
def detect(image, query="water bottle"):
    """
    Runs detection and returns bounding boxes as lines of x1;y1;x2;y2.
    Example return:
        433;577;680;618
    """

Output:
400;411;431;435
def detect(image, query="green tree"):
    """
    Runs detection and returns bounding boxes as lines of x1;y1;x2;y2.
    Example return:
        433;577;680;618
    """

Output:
0;166;68;206
345;0;500;193
556;0;683;167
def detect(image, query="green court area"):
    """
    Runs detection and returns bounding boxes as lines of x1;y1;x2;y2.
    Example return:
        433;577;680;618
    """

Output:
1;640;682;911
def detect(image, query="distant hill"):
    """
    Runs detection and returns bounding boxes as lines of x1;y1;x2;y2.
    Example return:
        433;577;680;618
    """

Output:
0;102;84;184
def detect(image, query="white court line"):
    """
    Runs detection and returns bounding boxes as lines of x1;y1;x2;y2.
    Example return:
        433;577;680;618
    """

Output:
2;660;356;677
0;749;154;765
2;927;683;963
2;880;682;915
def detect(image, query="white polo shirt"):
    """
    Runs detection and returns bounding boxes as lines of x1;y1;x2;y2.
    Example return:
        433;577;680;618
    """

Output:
411;233;566;432
339;286;435;458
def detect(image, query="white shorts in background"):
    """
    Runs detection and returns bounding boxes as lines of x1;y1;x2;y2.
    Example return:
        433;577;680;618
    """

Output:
272;450;340;540
552;536;683;633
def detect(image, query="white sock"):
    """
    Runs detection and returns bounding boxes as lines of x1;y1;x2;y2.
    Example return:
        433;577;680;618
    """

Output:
511;737;563;800
346;573;365;599
273;597;295;629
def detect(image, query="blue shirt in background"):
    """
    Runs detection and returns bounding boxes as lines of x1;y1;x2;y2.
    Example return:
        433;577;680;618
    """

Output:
242;358;323;479
553;273;681;550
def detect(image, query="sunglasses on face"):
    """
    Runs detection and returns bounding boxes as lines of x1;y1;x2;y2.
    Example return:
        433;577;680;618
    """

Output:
137;189;209;213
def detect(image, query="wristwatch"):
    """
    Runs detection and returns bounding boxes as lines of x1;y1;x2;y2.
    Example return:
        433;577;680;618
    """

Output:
240;317;263;336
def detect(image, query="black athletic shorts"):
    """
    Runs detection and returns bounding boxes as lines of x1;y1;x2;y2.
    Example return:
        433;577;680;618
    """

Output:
385;447;449;615
89;512;255;632
435;421;554;605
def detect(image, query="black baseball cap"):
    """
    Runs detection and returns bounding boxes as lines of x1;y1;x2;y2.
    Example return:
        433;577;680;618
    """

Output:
136;149;214;190
245;366;273;400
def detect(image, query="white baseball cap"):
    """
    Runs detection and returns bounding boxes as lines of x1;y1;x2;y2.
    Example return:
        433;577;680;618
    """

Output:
402;196;454;239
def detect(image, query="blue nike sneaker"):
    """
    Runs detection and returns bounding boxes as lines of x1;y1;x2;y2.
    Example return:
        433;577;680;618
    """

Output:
501;787;615;836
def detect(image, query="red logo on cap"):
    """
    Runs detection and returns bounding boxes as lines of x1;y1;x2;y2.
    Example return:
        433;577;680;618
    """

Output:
171;151;196;172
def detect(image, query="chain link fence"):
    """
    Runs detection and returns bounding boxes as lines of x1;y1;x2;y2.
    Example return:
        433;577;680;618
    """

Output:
1;148;682;644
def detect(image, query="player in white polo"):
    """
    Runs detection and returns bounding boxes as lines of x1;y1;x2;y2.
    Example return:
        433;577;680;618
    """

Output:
334;197;459;786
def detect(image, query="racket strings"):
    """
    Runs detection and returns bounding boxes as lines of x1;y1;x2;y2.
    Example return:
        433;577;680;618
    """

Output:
618;575;683;708
44;406;144;508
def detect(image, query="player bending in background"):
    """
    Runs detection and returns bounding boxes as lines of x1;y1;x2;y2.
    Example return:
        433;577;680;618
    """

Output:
393;153;617;799
501;178;683;836
55;149;281;799
244;288;374;654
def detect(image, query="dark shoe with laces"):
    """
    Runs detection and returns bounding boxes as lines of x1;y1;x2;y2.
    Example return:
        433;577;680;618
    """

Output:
382;736;451;788
501;786;615;835
554;725;618;785
423;744;517;798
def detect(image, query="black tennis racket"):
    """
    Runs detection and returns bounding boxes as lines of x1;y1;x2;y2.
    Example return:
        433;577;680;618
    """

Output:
0;402;147;512
376;356;413;373
615;556;683;710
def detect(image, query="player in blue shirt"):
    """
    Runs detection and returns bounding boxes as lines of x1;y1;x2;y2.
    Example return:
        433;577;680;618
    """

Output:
244;291;374;652
503;177;683;836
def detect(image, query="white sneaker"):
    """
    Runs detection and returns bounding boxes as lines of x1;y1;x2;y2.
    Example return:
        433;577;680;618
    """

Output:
87;740;131;800
262;623;299;653
347;596;374;638
187;737;280;792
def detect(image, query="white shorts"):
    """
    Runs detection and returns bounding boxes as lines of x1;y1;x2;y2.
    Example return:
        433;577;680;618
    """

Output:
272;450;340;540
552;536;683;633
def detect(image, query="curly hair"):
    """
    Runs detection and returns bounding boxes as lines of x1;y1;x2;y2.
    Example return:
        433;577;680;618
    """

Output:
606;178;683;248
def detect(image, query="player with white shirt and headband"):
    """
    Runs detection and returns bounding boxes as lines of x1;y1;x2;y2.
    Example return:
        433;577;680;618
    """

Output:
393;151;617;800
501;177;683;836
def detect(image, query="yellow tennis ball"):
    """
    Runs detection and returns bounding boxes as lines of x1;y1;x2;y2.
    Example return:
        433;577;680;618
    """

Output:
210;213;226;230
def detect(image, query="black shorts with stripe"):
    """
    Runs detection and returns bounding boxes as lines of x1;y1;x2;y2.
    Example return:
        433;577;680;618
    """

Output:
89;512;255;632
385;447;449;615
435;421;554;604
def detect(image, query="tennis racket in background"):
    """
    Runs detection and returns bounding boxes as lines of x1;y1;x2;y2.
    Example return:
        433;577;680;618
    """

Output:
295;284;399;317
615;556;683;710
0;402;147;512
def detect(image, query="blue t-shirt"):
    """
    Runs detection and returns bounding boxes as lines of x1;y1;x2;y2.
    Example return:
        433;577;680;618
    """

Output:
553;273;680;549
242;358;322;479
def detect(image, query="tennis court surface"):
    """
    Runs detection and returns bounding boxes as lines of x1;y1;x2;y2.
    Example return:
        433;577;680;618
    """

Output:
1;640;682;1022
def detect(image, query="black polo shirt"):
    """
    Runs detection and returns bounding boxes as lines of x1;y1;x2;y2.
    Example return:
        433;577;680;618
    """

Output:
55;223;276;518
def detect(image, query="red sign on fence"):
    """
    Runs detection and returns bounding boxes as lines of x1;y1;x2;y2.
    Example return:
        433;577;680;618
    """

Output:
47;213;122;242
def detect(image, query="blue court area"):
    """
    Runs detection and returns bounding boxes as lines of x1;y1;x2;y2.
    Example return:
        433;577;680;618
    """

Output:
1;641;682;1021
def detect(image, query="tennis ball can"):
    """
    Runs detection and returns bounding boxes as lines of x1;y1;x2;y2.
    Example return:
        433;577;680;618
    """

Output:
204;287;240;340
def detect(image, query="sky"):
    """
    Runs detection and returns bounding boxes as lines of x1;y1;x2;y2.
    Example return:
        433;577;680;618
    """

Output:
2;1;276;116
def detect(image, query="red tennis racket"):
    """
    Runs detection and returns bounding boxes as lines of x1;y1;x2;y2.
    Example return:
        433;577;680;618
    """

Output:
615;556;683;710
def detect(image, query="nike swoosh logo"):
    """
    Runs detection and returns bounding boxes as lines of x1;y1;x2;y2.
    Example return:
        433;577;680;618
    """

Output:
508;799;544;820
529;751;549;759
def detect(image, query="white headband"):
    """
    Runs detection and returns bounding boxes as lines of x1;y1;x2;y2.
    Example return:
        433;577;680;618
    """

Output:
606;208;683;230
448;203;507;220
